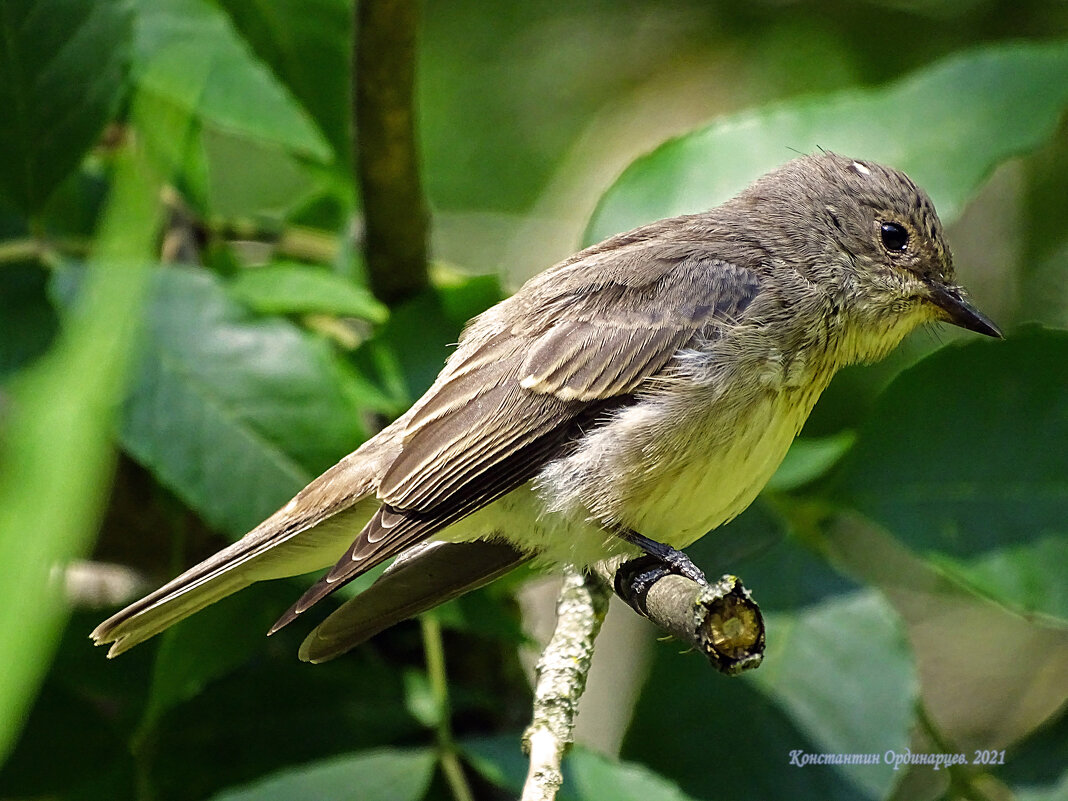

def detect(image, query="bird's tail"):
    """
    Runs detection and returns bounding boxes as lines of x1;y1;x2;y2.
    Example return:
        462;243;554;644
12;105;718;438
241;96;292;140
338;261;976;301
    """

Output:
90;499;377;657
298;539;530;663
89;434;399;657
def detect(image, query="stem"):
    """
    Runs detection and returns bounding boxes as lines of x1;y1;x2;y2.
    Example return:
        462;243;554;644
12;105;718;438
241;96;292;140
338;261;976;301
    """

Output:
0;237;43;263
420;615;474;801
521;569;610;801
353;0;430;304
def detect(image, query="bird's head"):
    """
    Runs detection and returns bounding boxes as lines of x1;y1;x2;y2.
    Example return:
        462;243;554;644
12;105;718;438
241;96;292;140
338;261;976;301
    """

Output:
741;152;1001;363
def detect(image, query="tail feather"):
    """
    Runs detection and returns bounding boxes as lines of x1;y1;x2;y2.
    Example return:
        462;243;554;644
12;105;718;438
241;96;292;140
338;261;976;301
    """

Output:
91;500;377;657
299;539;530;663
91;426;406;656
91;570;249;657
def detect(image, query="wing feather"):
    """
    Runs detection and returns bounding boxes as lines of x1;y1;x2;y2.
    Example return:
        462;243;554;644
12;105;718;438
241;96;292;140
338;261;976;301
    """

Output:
271;242;762;633
299;541;530;662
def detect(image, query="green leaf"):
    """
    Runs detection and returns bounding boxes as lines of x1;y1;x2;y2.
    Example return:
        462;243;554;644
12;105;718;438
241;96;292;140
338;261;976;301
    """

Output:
0;0;132;212
146;635;420;799
131;0;332;162
0;145;159;762
827;326;1068;618
463;738;701;801
207;747;436;801
136;581;309;738
767;432;857;493
0;263;58;380
228;262;388;322
930;536;1068;621
746;592;916;799
217;0;352;167
119;266;367;538
818;514;1068;761
200;126;332;219
686;498;856;611
567;747;702;801
588;41;1068;243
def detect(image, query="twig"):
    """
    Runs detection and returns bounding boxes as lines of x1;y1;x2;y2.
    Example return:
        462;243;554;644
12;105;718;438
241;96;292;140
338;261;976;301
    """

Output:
521;568;610;801
603;557;765;675
353;0;430;304
421;615;475;801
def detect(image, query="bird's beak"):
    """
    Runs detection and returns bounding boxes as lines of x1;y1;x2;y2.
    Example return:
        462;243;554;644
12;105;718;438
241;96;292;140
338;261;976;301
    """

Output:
926;281;1003;338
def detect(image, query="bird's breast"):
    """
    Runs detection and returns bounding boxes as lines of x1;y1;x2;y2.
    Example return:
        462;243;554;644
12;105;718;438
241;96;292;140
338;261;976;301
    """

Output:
613;387;816;547
528;348;834;564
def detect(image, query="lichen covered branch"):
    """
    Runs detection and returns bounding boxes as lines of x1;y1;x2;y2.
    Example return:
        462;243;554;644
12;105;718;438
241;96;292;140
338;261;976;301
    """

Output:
521;569;610;801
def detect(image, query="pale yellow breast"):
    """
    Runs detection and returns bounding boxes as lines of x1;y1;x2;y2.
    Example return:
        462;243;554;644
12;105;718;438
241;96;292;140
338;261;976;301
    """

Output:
621;390;812;549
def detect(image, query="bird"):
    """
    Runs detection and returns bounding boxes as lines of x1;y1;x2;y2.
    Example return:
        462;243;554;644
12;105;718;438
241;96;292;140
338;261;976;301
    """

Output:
92;152;1001;663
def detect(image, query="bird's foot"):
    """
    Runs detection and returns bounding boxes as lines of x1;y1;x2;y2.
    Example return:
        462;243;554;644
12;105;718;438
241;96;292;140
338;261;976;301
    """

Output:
615;528;707;584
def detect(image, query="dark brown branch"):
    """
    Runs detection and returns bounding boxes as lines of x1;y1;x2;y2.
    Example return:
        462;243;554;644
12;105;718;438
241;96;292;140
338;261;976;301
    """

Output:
353;0;430;305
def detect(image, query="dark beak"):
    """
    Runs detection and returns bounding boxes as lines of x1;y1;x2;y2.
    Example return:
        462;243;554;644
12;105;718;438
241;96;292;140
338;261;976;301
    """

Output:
926;281;1003;338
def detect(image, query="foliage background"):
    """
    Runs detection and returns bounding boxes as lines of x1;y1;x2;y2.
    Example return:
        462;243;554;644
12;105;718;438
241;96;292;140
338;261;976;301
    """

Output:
1;1;1066;800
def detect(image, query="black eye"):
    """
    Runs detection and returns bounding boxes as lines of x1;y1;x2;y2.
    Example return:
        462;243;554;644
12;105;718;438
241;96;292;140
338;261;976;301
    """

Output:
880;222;909;251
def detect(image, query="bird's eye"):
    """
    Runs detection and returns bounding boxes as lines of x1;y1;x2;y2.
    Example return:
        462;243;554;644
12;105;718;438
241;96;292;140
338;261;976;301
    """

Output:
880;222;909;252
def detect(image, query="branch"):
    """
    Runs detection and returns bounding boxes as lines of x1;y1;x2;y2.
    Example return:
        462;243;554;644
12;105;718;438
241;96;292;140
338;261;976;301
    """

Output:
518;557;764;800
353;0;430;304
521;568;610;801
604;556;765;675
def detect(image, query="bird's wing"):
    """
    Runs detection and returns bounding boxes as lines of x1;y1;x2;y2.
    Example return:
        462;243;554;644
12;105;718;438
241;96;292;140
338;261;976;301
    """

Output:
299;540;531;662
273;244;761;630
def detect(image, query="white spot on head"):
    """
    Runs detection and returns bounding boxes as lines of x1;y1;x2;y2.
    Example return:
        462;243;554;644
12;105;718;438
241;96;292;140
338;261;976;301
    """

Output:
850;161;872;176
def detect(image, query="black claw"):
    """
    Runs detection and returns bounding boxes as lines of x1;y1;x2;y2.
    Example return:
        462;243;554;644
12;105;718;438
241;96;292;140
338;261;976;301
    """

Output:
616;528;707;585
614;555;672;615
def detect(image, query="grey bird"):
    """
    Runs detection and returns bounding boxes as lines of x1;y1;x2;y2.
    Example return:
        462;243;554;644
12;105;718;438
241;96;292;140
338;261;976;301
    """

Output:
92;152;1001;662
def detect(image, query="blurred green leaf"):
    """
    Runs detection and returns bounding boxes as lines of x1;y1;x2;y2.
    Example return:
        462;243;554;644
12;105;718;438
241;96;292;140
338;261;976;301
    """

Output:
0;0;132;213
200;127;332;219
0;677;134;799
435;584;527;643
131;0;332;162
930;536;1068;620
217;0;352;168
567;748;702;801
136;580;312;738
124;0;338;223
747;592;916;799
207;747;435;801
0;620;148;798
148;633;420;801
687;499;857;611
818;514;1068;763
118;266;367;538
228;262;388;322
588;40;1068;242
827;326;1068;618
464;738;700;801
0;263;58;380
0;144;159;762
768;432;857;493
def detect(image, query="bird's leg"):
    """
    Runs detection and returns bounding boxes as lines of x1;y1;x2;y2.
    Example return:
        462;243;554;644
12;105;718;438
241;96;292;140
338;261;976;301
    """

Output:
614;528;707;585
